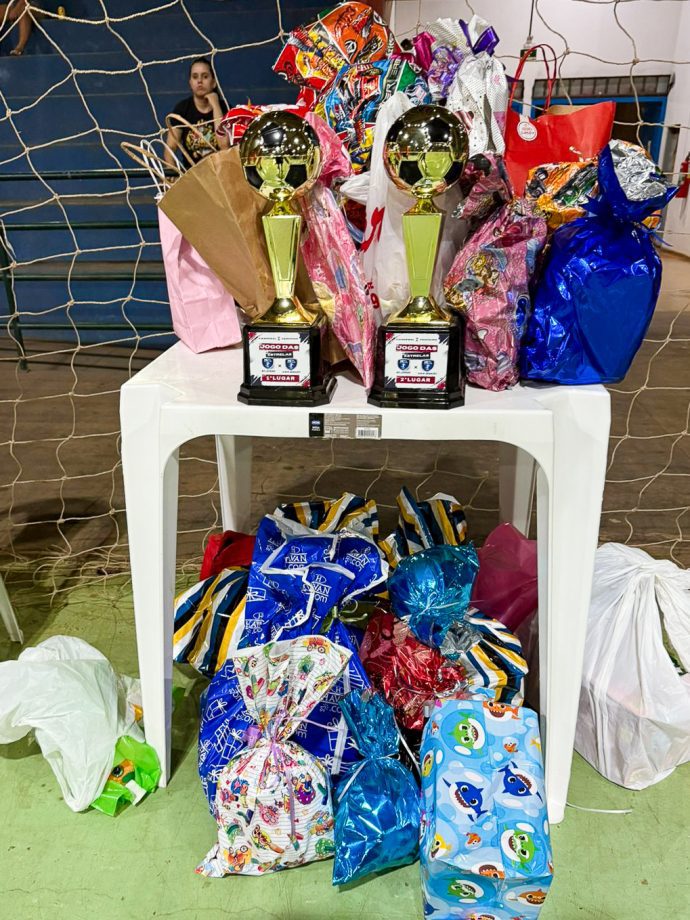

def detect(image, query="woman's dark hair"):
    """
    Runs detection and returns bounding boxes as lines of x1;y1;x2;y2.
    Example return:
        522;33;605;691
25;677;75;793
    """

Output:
189;56;216;81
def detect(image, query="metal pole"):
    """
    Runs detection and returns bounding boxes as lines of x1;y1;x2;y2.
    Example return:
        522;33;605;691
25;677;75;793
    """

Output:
0;225;28;371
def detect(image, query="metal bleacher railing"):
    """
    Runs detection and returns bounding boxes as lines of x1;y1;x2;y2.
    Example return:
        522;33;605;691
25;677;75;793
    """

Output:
0;166;177;368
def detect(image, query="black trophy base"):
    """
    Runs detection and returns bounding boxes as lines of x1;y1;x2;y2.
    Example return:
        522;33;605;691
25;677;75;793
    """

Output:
237;318;335;407
368;314;465;410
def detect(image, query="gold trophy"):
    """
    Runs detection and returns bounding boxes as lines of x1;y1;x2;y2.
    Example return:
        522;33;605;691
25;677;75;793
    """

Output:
368;105;469;409
237;111;335;406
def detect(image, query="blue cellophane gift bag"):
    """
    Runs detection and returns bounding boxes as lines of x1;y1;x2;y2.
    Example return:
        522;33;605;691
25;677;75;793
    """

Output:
420;698;554;919
388;545;527;702
332;690;420;886
520;143;677;384
388;544;479;650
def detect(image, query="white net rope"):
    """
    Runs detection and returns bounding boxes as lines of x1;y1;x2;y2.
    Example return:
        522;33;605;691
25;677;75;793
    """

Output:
0;0;689;610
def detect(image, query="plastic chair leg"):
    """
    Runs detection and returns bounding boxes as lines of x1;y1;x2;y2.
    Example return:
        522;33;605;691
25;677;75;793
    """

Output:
121;386;179;786
0;574;23;643
215;435;252;533
499;443;537;535
536;388;610;824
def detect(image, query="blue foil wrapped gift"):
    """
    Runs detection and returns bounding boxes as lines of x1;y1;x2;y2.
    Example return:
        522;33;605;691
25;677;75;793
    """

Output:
520;143;677;385
420;698;554;920
388;544;480;651
332;690;420;886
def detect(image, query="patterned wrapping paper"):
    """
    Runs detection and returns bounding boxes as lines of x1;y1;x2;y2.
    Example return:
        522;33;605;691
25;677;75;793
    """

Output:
197;636;350;877
173;567;247;678
299;179;376;389
445;168;547;391
420;698;554;919
238;503;387;777
380;486;468;569
199;635;369;809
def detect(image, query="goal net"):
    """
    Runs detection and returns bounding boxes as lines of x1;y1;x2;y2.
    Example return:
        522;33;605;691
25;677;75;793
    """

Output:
0;0;688;607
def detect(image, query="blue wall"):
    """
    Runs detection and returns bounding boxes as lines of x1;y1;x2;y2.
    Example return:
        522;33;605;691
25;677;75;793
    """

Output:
0;0;324;346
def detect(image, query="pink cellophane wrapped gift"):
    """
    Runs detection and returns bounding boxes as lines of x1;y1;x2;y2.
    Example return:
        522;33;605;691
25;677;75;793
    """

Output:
444;155;546;390
301;114;377;390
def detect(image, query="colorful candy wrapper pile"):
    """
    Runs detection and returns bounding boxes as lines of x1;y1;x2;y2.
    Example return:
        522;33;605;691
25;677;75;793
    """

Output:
420;698;553;919
197;636;350;877
332;689;420;885
274;2;430;171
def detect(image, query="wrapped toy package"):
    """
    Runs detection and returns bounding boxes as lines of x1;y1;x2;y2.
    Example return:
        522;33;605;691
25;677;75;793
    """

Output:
197;636;350;877
521;144;677;384
332;690;420;885
359;606;469;733
420;699;553;919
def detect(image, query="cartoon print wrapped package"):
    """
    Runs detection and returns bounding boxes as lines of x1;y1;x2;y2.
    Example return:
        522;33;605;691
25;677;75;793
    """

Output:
332;689;420;885
420;698;553;919
198;633;369;810
197;636;350;877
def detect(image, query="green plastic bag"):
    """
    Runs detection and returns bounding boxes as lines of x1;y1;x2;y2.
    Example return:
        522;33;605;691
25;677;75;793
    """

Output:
91;735;161;816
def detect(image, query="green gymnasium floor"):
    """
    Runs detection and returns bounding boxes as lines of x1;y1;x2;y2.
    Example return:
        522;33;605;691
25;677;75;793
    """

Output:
1;576;688;920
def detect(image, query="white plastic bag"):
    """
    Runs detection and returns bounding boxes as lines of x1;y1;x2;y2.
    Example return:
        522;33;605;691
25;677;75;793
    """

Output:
575;544;690;789
340;93;464;321
0;636;143;811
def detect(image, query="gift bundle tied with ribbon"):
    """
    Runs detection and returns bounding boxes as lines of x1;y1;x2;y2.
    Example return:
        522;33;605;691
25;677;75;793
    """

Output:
521;143;678;384
197;636;350;877
332;689;420;886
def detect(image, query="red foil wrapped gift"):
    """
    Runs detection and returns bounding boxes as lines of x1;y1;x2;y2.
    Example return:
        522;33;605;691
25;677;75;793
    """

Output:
359;608;468;731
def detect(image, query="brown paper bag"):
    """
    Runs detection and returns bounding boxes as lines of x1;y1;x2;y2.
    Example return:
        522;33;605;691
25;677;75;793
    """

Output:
158;148;317;320
158;148;272;319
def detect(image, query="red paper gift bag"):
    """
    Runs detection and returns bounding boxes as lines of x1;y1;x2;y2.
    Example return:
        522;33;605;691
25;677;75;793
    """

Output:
504;45;615;195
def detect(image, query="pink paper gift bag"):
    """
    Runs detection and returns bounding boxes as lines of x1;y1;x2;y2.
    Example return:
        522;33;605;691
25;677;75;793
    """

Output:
158;209;242;353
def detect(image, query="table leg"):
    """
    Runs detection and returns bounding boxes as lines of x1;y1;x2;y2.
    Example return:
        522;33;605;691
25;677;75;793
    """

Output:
215;435;252;533
499;443;536;535
536;388;610;824
0;574;23;643
121;387;179;786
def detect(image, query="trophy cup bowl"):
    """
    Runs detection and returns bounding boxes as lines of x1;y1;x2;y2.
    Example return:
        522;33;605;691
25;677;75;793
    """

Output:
240;110;321;324
368;105;469;410
237;111;335;406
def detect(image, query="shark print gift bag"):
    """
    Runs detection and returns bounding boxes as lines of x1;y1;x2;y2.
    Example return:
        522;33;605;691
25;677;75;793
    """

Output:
420;698;553;919
197;636;350;877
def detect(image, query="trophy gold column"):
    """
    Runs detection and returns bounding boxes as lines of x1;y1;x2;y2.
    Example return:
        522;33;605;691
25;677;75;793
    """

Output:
368;105;469;410
237;111;335;406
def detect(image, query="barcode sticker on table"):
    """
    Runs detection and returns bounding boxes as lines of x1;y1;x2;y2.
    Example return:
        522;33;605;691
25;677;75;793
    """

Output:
309;413;382;440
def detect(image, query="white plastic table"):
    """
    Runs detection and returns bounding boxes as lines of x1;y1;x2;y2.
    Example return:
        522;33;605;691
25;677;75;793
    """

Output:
120;341;610;824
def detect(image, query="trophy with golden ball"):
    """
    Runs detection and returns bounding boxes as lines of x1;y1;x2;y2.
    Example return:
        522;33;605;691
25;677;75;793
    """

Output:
237;111;335;406
368;105;469;410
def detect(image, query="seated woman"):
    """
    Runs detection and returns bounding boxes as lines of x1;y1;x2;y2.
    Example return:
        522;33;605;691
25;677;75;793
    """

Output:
164;57;228;167
0;0;33;56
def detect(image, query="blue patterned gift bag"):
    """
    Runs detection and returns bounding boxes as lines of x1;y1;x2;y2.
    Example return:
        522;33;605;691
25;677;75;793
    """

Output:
420;698;553;919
